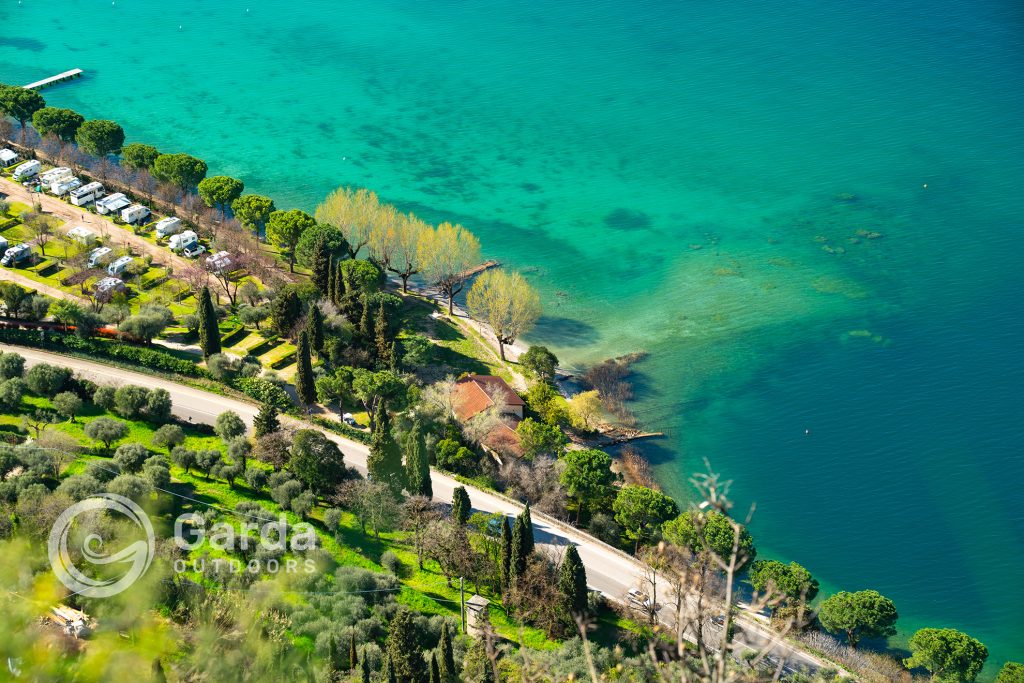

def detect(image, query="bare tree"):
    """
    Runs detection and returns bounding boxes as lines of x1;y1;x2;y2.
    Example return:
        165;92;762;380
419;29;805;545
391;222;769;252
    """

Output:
402;496;441;570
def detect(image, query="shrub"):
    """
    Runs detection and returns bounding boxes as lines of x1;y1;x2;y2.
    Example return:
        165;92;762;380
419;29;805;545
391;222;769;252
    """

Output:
114;443;149;474
235;376;292;409
0;352;25;380
114;385;149;419
380;550;400;575
93;385;116;410
25;363;71;397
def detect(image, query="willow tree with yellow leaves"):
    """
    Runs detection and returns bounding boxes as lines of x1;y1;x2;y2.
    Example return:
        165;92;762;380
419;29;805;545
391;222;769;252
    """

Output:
466;269;542;361
418;222;481;315
370;209;428;293
314;186;382;259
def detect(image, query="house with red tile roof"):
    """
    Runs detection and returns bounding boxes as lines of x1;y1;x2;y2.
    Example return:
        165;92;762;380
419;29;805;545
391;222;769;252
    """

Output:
452;375;526;460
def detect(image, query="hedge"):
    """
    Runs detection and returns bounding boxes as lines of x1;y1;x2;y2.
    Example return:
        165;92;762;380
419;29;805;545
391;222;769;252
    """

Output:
219;325;249;348
0;329;209;378
232;376;292;409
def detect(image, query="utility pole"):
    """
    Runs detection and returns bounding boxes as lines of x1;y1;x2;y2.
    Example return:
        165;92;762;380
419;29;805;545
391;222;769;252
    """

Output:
460;576;466;634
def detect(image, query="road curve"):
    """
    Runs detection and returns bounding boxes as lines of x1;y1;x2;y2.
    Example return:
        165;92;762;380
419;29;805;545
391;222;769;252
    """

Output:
3;343;827;674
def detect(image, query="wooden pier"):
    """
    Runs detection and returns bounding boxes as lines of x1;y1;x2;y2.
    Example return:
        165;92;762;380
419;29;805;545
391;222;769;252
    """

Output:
459;259;501;279
23;69;83;90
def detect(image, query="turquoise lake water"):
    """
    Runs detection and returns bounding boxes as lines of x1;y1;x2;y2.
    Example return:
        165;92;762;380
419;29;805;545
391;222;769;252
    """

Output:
3;0;1022;672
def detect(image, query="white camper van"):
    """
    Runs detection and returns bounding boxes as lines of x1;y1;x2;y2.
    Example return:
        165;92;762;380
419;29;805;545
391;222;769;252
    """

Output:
93;277;126;297
67;226;97;245
12;160;40;181
154;217;183;238
121;204;151;225
0;149;18;168
96;193;130;215
69;182;105;206
1;244;33;267
169;230;198;251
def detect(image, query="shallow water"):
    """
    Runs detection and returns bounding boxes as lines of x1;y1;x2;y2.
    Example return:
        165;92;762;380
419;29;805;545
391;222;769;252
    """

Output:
2;0;1022;672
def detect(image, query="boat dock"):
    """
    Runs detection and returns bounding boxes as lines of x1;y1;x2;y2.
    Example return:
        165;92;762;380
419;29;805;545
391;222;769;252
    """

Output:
23;69;83;90
459;259;501;279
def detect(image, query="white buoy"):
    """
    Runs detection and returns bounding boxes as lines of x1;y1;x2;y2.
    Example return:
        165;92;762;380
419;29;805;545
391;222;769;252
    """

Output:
804;429;810;435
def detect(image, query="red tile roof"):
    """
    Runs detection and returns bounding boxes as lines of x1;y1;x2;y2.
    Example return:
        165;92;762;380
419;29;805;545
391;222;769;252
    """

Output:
453;375;524;422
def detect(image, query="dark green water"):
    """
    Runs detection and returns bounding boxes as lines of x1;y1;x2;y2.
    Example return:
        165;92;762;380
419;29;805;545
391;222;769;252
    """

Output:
2;0;1022;671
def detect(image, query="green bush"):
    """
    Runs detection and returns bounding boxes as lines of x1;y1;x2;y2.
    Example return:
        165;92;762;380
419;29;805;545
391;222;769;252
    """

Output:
233;376;291;409
219;325;249;348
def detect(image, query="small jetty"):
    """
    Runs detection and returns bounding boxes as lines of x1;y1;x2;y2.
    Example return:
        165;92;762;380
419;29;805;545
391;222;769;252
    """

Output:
24;69;83;90
574;425;665;448
459;259;500;279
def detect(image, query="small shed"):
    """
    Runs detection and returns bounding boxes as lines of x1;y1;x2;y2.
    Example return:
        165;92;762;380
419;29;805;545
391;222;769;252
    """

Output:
67;225;97;245
465;595;490;637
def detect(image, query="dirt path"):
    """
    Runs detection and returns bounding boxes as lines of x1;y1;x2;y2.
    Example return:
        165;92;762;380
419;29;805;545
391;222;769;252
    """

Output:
0;176;206;276
0;267;86;302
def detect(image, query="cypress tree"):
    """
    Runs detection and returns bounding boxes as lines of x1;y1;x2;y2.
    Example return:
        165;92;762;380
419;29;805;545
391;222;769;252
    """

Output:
428;652;440;683
359;294;371;339
375;300;391;365
386;608;427;683
558;544;588;618
451;486;471;526
383;655;396;683
333;261;345;306
328;635;341;672
510;514;528;585
197;286;220;357
500;516;513;592
311;235;331;295
295;330;316;408
253;402;280;437
482;660;496;683
308;303;324;354
437;622;456;683
521;503;535;555
326;259;336;303
405;421;432;499
367;403;405;494
360;654;370;683
349;630;357;670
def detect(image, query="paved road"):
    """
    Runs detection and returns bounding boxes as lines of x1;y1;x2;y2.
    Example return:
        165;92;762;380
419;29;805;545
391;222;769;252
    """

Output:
3;344;828;674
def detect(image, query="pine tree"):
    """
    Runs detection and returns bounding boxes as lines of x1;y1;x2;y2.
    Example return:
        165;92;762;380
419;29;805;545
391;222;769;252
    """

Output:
349;630;357;670
437;622;456;683
295;330;316;408
311;236;331;295
360;654;370;683
367;403;405;494
405;421;432;498
428;652;440;683
253;402;280;437
510;514;529;585
197;286;221;357
386;608;427;683
521;503;535;555
308;303;324;355
500;515;513;593
451;486;471;526
558;544;588;618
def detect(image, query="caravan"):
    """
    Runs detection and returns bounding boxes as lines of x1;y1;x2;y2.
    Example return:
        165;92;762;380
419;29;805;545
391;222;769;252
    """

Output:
69;181;105;206
106;255;134;276
87;246;113;268
154;217;183;238
12;160;40;181
40;167;73;185
0;149;18;168
121;204;151;225
50;177;82;197
96;193;130;215
67;226;97;245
